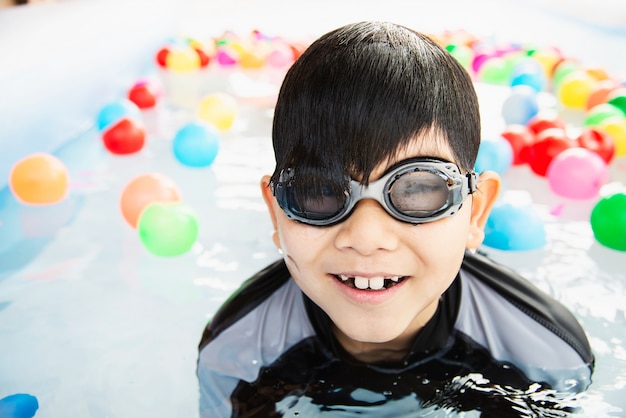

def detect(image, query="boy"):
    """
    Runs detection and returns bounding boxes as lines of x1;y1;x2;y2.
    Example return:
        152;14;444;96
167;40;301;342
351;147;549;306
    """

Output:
197;21;594;417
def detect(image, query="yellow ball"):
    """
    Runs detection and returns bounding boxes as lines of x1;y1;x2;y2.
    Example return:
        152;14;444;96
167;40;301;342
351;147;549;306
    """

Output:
166;47;200;72
599;118;626;157
197;92;238;131
556;71;596;110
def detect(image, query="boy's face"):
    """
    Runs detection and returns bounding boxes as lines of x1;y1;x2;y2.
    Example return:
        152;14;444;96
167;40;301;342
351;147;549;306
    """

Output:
261;136;500;362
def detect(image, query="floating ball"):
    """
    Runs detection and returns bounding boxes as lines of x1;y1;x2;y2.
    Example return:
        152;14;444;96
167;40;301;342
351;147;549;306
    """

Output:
526;113;566;136
477;56;511;85
128;80;159;109
9;153;69;205
583;103;624;128
607;88;626;114
556;71;596;110
446;43;474;70
172;121;220;167
527;129;573;177
546;147;609;200
475;136;513;174
156;47;170;68
501;124;536;165
599;118;626;157
590;192;626;251
576;127;615;163
120;173;181;228
96;100;142;132
552;59;580;91
138;202;199;257
502;85;539;125
197;92;238;131
101;118;146;155
484;201;546;251
586;79;622;110
166;46;201;72
0;393;39;418
510;57;547;92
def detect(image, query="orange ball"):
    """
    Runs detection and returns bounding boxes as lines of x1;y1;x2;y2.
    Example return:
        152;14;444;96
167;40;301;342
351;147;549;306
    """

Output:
9;153;69;205
120;173;181;228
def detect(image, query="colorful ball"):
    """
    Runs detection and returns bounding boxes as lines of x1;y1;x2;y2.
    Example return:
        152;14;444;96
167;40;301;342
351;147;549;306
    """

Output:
197;92;238;131
590;192;626;251
138;202;199;257
576;127;615;163
128;81;159;109
557;71;596;110
583;103;624;128
526;113;566;136
120;173;181;228
502;85;539;125
172;121;220;167
484;201;546;251
510;57;547;92
599;118;626;157
477;57;511;85
9;153;69;205
527;129;574;176
500;124;536;165
607;88;626;114
586;79;622;110
166;46;201;72
546;147;609;200
96;100;142;132
475;136;513;174
101;118;146;155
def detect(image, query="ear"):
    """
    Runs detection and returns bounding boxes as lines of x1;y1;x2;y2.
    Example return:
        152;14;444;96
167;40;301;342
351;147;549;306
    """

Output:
260;175;281;249
466;170;501;249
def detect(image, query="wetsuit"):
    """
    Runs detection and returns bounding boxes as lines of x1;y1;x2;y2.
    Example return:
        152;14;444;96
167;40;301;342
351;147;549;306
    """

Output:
197;251;594;417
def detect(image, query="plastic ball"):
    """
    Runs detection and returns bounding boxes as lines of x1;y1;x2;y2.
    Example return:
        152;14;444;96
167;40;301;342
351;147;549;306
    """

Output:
96;100;142;132
546;147;609;200
552;59;579;91
576;127;615;163
599;118;626;157
475;136;513;174
583;103;624;128
607;88;626;114
510;57;547;92
166;46;201;72
10;153;68;205
502;85;539;125
526;113;566;136
0;393;39;418
138;202;199;257
172;121;220;167
197;92;238;131
194;48;211;67
501;124;536;165
590;192;626;251
156;47;170;68
128;81;159;109
527;129;574;176
530;48;562;79
484;201;546;251
120;173;181;228
446;43;474;70
586;79;622;110
477;57;511;85
556;71;596;110
101;118;146;155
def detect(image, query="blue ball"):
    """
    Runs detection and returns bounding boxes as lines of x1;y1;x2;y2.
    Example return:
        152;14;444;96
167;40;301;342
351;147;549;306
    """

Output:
501;85;539;126
510;58;547;92
0;393;39;418
484;202;546;251
474;137;513;174
96;100;141;132
172;121;220;167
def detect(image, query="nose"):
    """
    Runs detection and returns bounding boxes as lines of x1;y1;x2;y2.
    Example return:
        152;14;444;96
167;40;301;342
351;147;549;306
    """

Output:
333;199;399;255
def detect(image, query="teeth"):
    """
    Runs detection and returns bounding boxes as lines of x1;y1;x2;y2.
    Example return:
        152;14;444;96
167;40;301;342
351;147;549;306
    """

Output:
389;276;400;282
339;275;349;282
354;276;369;289
368;276;385;290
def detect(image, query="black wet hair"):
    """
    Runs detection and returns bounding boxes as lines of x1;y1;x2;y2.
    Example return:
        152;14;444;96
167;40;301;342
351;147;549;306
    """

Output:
271;21;480;188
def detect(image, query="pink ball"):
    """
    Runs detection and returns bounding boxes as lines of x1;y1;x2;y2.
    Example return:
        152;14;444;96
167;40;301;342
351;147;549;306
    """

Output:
546;147;610;200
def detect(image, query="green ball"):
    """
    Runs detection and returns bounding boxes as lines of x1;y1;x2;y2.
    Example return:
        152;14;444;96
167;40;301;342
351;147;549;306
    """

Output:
590;192;626;252
138;202;199;257
478;57;511;85
584;103;626;127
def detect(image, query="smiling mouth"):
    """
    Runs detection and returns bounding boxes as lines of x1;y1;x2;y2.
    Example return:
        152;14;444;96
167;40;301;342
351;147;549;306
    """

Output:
333;274;407;290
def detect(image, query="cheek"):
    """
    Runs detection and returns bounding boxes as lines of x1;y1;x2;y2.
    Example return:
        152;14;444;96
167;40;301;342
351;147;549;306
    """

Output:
276;216;331;259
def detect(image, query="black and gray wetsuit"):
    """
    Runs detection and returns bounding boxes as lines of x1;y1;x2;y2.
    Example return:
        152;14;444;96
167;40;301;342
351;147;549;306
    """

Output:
197;251;594;417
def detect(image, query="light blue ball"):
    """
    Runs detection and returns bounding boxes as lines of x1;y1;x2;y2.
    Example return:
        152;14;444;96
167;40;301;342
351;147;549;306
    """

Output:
484;202;546;251
172;121;220;167
510;58;547;92
96;100;141;132
501;85;539;126
474;137;513;174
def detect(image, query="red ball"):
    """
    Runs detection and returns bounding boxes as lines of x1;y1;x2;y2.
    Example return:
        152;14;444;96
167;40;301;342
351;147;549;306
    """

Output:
194;48;211;67
528;129;574;176
527;113;566;136
501;124;536;165
128;83;158;109
576;127;615;163
102;118;146;155
156;47;169;68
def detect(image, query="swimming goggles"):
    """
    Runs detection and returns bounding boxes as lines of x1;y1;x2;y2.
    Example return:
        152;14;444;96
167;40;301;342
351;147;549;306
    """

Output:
271;157;478;226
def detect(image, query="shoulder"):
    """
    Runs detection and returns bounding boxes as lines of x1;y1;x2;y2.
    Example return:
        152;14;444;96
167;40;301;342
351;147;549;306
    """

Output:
197;259;316;416
455;251;594;389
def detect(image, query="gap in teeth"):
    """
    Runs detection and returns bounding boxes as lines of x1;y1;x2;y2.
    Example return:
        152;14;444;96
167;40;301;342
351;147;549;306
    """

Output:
337;275;403;290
